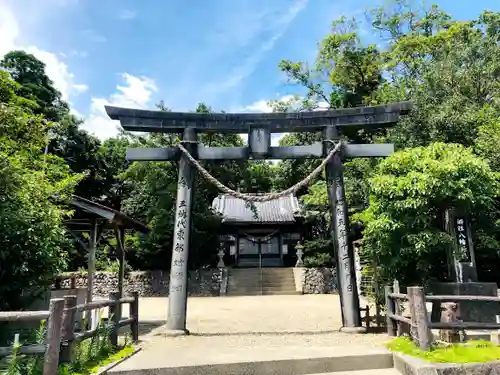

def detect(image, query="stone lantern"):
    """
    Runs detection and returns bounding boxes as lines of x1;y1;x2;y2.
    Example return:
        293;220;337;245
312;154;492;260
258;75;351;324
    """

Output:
295;241;304;267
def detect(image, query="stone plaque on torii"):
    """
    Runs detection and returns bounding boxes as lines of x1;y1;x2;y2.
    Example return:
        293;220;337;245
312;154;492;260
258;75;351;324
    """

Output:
106;101;412;334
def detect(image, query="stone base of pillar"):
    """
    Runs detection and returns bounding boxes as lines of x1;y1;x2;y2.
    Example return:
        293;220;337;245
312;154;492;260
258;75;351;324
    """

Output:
161;329;190;337
340;326;367;334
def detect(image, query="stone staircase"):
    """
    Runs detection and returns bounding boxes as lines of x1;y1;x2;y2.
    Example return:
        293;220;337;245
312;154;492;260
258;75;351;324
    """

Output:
226;267;299;296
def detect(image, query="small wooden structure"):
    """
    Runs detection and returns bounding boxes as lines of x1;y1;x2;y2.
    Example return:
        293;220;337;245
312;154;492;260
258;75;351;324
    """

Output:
65;196;149;305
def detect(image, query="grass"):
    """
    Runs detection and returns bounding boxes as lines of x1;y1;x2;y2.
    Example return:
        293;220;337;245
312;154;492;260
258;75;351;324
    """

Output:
387;336;500;364
58;344;134;375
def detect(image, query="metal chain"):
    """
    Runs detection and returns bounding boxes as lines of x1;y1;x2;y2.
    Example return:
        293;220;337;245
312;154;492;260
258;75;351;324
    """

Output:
177;141;342;203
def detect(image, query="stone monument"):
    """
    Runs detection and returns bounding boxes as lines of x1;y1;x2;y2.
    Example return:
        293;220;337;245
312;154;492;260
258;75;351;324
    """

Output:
430;208;499;324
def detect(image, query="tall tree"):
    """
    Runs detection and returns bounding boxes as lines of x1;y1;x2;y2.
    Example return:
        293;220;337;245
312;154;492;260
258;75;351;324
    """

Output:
1;51;68;122
0;70;80;310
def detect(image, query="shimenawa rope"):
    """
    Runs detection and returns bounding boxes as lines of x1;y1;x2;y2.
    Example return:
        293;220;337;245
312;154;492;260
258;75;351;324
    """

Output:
177;140;342;203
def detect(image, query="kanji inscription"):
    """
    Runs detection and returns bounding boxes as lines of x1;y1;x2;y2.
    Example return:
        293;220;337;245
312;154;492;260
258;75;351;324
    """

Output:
336;193;354;296
454;217;471;262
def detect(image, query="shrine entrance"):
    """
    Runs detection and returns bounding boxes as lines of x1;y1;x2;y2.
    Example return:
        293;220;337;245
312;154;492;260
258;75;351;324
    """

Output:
106;102;412;334
237;231;281;267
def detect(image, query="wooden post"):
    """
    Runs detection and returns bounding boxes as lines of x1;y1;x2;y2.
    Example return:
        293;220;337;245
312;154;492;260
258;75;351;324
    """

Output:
166;127;197;334
114;225;126;298
59;295;77;363
43;298;64;375
385;286;397;337
130;291;139;341
393;280;403;336
408;286;432;350
86;218;98;329
70;275;76;290
109;292;120;346
365;305;371;329
375;303;382;328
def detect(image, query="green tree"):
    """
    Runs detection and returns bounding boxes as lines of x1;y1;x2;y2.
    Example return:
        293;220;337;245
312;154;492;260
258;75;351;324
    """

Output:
357;143;500;288
1;50;112;203
1;51;68;122
0;70;80;310
273;2;500;273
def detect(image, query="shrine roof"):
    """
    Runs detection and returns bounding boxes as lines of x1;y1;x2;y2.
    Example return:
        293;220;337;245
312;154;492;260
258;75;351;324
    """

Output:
212;194;301;224
66;195;149;233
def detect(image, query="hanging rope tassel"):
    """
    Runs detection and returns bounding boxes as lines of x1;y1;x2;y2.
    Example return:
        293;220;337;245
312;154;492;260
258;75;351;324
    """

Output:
177;140;343;202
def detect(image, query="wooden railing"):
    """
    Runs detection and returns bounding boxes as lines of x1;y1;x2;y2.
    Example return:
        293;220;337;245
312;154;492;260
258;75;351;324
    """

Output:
0;291;139;375
385;284;500;350
360;304;384;330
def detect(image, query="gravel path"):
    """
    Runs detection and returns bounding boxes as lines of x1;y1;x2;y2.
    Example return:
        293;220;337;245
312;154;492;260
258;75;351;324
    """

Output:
131;294;390;349
111;294;391;372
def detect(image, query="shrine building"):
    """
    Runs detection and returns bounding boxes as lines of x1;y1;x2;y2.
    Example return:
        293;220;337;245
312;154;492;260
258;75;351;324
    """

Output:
212;194;305;268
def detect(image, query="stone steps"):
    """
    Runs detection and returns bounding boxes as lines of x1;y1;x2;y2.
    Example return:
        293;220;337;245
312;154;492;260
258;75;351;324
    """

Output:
109;346;395;375
226;268;298;296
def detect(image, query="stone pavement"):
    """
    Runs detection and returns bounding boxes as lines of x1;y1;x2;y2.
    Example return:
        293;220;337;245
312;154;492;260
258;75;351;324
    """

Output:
110;294;393;374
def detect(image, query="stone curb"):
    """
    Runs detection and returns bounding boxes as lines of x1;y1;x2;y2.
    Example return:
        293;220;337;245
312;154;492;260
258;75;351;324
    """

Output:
393;351;500;375
95;347;142;375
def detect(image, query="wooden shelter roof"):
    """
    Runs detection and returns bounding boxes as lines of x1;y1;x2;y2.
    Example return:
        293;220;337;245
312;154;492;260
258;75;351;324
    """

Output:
66;195;149;233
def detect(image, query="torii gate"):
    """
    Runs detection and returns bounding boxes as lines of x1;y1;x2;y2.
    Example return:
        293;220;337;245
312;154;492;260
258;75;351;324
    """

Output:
106;102;412;335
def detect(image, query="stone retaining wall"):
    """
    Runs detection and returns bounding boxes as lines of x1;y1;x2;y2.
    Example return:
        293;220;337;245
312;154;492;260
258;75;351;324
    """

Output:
59;270;221;297
59;267;338;297
302;267;338;294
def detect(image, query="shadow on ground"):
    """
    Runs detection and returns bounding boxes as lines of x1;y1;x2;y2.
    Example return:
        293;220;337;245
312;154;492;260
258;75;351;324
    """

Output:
118;320;166;337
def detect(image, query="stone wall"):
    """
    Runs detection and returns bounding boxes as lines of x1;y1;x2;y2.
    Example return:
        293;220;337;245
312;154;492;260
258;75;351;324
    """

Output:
59;267;338;297
59;269;222;297
302;267;338;294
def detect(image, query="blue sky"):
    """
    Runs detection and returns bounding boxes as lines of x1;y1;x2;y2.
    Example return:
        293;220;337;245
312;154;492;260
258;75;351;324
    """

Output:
0;0;498;140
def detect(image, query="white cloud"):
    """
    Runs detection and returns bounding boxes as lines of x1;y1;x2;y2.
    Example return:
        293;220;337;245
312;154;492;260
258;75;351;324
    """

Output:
67;49;88;58
73;83;88;93
79;29;107;43
198;0;309;101
82;73;158;140
0;3;87;102
119;9;137;20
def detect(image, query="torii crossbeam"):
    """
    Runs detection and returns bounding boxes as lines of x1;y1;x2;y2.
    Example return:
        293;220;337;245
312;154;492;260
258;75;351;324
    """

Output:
106;101;412;334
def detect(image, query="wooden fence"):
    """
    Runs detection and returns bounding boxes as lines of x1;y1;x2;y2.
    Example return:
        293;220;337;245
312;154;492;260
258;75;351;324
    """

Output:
360;304;384;330
0;291;139;375
385;284;500;350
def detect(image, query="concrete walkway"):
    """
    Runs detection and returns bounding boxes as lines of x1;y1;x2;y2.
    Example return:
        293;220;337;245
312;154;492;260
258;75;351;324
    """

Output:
111;294;392;374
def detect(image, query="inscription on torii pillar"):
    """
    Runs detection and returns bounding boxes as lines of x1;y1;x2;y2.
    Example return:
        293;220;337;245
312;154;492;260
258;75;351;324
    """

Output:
106;101;412;334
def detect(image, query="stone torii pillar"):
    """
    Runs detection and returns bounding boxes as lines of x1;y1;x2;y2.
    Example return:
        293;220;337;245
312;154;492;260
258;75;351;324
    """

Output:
105;102;412;334
166;128;197;334
325;125;362;332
